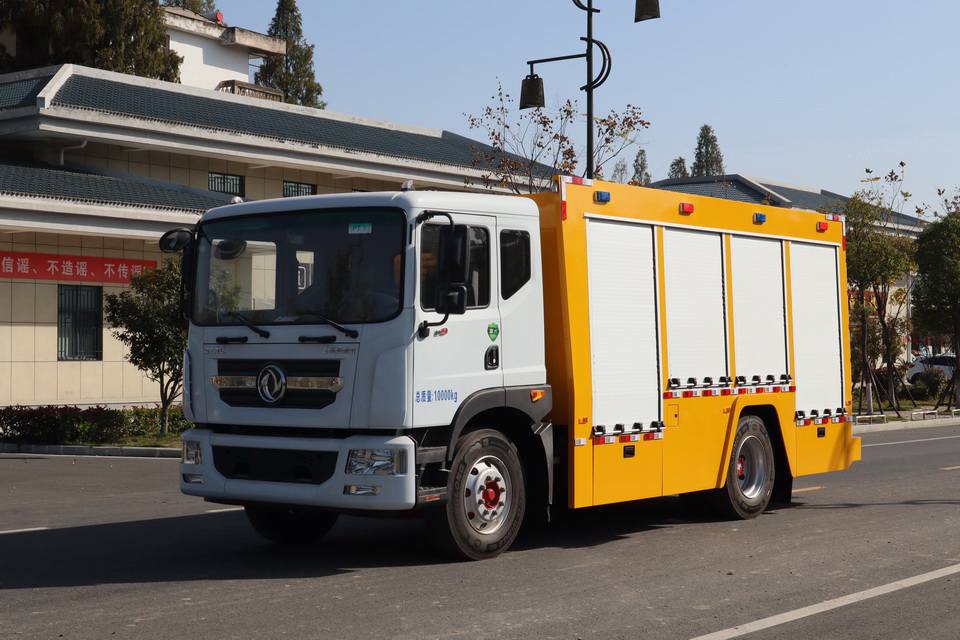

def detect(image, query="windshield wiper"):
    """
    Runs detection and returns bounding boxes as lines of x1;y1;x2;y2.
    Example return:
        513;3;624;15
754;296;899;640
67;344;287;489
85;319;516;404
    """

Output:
223;311;270;339
299;310;359;339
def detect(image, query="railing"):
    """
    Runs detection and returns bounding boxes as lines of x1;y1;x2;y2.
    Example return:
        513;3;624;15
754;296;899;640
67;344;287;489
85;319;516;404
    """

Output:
216;80;284;103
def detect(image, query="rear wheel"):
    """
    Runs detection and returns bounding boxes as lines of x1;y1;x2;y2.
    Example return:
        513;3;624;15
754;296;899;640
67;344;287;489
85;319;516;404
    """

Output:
244;505;339;544
427;429;526;561
710;415;775;519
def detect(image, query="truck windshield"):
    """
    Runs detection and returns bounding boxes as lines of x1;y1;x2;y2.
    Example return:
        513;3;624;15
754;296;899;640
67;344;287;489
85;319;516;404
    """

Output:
192;207;404;327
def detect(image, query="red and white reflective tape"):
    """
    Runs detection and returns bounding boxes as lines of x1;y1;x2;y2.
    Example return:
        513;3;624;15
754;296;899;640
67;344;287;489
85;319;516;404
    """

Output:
796;419;813;426
592;432;665;445
666;385;794;399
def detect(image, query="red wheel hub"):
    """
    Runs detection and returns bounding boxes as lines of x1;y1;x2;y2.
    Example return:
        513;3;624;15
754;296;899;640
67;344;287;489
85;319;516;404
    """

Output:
481;480;501;509
737;456;745;479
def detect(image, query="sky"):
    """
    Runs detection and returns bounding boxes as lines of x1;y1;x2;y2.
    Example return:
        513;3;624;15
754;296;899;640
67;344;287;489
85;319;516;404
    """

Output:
214;0;960;214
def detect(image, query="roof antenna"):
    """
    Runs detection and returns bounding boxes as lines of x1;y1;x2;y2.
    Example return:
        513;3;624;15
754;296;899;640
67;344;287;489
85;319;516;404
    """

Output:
400;180;415;192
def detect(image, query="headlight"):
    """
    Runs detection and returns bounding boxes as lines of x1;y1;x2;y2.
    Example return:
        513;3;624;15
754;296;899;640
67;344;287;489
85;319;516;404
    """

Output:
345;449;405;475
182;440;202;465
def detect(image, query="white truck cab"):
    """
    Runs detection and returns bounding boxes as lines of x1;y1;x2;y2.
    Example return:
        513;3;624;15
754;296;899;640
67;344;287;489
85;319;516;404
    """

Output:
167;190;553;559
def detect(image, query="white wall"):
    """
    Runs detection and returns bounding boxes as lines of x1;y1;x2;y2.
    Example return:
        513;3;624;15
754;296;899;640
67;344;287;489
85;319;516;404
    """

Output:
168;29;249;90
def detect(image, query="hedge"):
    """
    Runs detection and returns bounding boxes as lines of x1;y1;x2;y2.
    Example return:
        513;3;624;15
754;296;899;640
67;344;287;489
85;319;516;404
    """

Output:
0;405;191;445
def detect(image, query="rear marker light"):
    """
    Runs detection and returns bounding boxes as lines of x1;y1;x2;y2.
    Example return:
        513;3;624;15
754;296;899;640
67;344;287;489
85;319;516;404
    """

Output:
753;212;767;224
594;190;611;203
680;203;695;214
817;221;829;232
575;438;588;446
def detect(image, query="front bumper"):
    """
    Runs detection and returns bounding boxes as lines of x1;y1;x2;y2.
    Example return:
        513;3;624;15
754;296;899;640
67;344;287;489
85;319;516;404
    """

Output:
179;428;417;511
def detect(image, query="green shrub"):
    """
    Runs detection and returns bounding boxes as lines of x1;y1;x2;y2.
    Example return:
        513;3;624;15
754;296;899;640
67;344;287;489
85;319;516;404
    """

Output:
0;404;191;444
914;368;947;401
129;405;191;436
900;383;930;401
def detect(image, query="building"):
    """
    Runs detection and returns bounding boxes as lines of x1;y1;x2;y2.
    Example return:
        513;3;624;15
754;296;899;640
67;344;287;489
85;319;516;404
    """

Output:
0;11;507;408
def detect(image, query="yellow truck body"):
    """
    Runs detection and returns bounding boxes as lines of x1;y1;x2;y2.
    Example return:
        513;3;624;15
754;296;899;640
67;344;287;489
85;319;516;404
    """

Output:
528;176;861;509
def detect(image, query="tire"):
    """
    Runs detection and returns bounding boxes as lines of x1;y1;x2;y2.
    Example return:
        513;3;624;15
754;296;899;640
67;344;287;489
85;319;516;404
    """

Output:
710;415;775;519
427;429;526;561
244;505;339;544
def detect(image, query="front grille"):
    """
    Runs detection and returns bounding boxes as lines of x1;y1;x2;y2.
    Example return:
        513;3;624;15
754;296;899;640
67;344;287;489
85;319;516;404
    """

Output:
212;446;338;485
215;359;342;409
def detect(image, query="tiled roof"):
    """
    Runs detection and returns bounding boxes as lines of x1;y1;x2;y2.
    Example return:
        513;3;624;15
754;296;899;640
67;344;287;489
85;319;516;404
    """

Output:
649;179;769;205
0;156;228;213
649;175;926;228
0;76;53;109
51;75;492;169
758;182;846;211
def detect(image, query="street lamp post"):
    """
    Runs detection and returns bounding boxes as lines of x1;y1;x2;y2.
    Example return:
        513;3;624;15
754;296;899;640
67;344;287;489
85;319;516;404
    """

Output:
520;0;660;180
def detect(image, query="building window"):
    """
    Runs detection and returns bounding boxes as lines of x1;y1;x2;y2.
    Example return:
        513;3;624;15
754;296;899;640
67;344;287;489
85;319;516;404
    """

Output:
283;180;317;197
58;285;102;361
209;172;245;197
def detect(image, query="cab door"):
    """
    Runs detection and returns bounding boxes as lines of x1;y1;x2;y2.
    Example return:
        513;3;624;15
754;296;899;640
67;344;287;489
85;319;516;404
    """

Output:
412;214;502;427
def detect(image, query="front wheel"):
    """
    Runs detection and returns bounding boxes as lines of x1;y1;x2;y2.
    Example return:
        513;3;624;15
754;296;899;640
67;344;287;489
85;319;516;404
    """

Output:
710;415;775;519
244;505;339;544
427;429;526;561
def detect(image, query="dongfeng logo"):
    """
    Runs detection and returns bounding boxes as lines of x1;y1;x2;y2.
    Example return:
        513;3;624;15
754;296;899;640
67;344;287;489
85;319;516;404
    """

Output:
257;364;287;404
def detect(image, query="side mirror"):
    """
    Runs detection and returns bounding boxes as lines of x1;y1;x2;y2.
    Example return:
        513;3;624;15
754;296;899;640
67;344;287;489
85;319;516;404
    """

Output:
215;238;247;261
159;228;193;253
435;284;468;316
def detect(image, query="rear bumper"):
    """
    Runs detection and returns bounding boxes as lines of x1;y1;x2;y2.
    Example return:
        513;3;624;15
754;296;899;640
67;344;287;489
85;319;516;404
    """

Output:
179;428;417;511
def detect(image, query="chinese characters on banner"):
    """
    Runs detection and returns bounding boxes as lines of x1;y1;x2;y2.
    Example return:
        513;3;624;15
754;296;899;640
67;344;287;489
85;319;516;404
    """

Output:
0;251;158;284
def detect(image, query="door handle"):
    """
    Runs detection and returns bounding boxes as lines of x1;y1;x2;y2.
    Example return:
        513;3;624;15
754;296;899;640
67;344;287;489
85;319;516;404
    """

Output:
485;345;499;370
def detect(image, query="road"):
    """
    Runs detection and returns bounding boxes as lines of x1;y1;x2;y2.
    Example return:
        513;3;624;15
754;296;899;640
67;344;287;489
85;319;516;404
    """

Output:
1;425;958;639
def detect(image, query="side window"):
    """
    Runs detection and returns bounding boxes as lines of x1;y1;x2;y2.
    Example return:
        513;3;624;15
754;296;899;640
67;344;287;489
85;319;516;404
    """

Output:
420;223;490;310
500;229;531;300
467;226;490;307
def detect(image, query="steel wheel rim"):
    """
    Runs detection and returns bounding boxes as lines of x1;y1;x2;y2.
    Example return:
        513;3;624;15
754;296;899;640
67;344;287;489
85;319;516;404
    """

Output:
735;434;767;500
462;455;511;535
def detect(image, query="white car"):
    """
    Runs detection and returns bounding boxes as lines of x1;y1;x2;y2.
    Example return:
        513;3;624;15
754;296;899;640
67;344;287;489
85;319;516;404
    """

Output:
906;354;956;383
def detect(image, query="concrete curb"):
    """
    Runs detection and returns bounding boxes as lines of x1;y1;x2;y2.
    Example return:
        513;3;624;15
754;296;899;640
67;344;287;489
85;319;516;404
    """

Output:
0;443;180;458
852;415;960;435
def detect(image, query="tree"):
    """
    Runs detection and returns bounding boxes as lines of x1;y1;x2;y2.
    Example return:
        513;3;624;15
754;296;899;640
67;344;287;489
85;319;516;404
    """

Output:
667;157;689;179
834;164;914;410
0;0;181;81
631;148;652;185
164;0;216;13
254;0;325;108
691;124;725;176
466;81;649;194
104;259;188;434
912;192;960;407
610;158;629;184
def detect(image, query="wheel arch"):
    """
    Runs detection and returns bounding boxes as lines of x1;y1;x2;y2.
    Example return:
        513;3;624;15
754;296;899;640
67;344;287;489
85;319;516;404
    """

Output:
736;404;794;502
445;387;554;521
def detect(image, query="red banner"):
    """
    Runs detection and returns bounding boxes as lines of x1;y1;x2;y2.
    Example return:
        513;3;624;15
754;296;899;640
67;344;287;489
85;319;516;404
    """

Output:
0;251;158;284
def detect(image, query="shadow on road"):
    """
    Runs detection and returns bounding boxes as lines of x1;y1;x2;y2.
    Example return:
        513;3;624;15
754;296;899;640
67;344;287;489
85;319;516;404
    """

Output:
0;494;735;590
4;490;915;591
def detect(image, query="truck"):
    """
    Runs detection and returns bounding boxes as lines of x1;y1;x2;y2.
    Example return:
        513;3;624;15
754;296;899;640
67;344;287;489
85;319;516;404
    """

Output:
160;175;861;560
